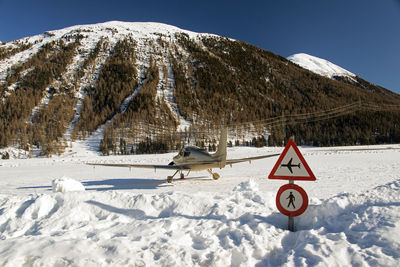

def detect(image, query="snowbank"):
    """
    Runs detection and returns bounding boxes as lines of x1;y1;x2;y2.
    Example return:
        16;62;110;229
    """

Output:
1;179;399;266
52;176;85;192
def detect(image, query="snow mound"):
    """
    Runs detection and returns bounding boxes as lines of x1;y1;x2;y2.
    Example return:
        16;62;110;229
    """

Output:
52;177;85;192
1;179;400;266
233;179;259;192
288;53;356;80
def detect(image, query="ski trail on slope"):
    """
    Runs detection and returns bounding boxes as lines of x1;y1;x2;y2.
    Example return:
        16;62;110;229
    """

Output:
157;51;191;131
28;40;81;123
68;37;152;155
64;38;113;142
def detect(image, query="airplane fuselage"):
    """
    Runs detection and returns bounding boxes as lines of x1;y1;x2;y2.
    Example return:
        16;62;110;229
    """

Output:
172;146;226;171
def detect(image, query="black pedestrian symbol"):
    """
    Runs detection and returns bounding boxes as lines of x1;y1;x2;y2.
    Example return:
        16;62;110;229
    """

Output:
287;191;296;208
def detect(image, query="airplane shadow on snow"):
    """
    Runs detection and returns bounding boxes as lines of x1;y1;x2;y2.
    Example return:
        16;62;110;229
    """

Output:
83;178;169;191
83;175;211;191
18;176;211;191
17;185;52;190
82;175;211;191
17;178;170;191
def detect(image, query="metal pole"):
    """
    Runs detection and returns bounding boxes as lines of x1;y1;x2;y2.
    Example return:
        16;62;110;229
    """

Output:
288;179;295;232
288;216;294;232
288;137;295;232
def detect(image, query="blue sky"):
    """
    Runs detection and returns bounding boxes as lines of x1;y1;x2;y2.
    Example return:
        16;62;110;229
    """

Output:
1;0;399;93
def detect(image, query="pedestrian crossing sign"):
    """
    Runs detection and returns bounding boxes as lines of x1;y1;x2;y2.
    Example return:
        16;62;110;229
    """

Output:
276;183;308;217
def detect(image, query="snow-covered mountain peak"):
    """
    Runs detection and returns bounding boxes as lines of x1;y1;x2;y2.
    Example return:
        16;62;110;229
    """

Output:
41;21;213;42
0;21;216;50
287;53;356;79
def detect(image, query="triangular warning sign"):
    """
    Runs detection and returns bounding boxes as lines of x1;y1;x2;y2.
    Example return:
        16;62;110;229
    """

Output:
268;139;316;181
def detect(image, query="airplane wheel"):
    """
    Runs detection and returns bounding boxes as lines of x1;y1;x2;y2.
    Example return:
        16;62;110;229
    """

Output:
212;173;220;180
167;176;173;183
180;173;185;179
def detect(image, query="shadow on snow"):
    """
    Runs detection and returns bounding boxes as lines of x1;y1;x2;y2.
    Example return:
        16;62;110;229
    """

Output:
17;176;212;191
82;178;169;191
82;175;211;191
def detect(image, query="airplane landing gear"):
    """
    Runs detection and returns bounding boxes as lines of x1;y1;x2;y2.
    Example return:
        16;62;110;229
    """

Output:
208;169;220;180
212;173;220;180
167;170;179;183
167;170;190;183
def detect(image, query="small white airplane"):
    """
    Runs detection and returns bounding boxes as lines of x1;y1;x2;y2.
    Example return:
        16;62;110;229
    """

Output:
87;129;280;183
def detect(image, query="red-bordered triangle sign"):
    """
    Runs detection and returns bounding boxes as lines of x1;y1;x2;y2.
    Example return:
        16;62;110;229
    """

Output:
268;139;316;181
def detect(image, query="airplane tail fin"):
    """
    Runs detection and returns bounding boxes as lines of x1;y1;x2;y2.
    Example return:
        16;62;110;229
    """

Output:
212;128;227;167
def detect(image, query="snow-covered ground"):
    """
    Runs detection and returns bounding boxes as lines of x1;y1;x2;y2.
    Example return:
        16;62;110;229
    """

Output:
0;144;399;266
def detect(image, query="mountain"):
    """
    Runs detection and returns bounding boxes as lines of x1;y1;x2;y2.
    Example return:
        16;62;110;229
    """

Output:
287;53;356;80
1;21;400;156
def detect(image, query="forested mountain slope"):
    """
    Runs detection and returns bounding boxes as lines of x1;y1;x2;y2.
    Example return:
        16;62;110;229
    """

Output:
1;21;399;156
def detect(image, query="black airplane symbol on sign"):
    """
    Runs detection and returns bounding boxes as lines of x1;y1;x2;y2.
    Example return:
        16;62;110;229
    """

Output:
281;158;301;174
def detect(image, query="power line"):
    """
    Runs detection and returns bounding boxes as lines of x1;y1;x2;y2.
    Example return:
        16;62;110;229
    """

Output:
117;100;400;137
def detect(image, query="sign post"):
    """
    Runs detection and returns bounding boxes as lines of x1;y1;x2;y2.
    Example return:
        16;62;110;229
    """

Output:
268;139;315;231
288;180;294;232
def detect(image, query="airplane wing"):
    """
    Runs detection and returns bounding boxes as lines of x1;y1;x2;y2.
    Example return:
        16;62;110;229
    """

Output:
287;165;293;174
226;153;280;165
86;162;191;170
87;153;280;169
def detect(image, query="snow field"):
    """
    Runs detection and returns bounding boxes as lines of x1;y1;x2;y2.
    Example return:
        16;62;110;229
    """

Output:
0;145;399;266
0;179;399;266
